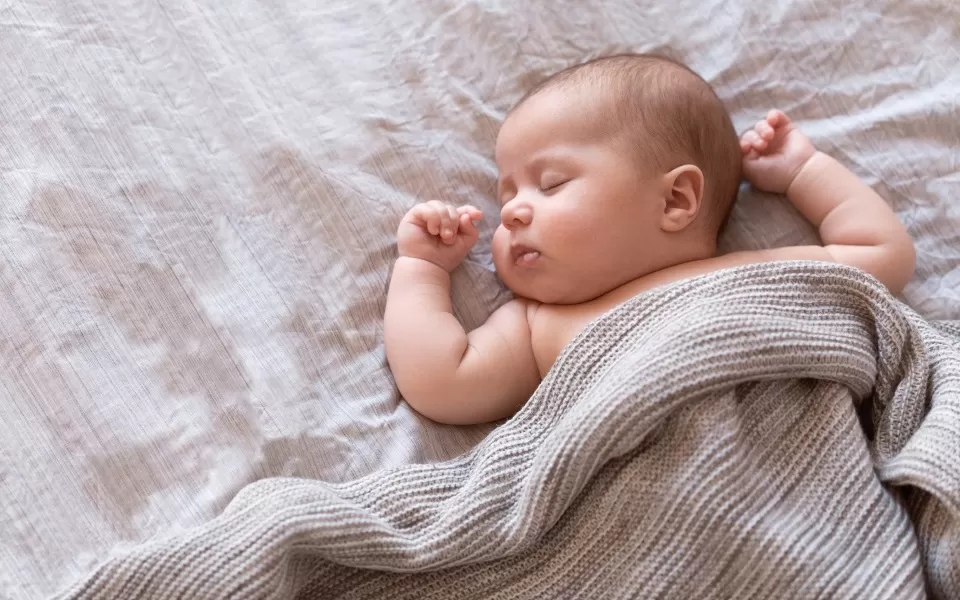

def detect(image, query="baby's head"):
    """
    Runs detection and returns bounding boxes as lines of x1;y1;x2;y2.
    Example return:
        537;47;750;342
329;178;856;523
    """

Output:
492;53;741;304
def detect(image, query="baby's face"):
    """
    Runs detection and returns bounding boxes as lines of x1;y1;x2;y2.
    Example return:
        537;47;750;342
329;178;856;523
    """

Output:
492;87;670;304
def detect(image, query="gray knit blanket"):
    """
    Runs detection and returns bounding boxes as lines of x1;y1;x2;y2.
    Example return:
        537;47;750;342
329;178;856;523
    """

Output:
61;262;960;599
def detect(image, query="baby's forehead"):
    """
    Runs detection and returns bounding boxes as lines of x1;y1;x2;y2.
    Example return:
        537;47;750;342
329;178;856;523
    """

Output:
495;84;644;168
498;86;615;143
512;78;617;120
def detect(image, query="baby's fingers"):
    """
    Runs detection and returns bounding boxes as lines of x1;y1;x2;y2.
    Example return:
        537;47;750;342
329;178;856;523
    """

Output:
424;201;456;240
456;205;484;221
410;203;441;235
741;129;766;152
458;213;479;239
440;204;460;243
755;119;775;141
766;109;790;128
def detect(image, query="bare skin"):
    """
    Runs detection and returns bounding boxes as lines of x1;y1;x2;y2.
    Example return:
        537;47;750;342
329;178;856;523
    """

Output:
384;91;916;426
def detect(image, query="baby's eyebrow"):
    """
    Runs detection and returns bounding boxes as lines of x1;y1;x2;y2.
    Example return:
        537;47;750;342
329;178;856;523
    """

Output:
495;147;581;195
529;149;581;170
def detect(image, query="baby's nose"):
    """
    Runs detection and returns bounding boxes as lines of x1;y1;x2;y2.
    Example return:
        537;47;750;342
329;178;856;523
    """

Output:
500;202;533;230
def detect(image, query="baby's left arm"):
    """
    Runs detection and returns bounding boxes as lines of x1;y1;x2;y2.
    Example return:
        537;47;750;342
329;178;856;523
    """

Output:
736;110;915;294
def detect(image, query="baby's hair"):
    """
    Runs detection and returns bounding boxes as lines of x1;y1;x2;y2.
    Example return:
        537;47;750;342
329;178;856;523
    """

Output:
516;53;742;239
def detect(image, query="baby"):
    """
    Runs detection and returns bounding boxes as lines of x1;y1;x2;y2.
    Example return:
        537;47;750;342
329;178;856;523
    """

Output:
384;54;915;425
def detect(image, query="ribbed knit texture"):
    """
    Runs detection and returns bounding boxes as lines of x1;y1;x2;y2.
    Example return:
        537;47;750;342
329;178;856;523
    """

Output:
61;262;960;599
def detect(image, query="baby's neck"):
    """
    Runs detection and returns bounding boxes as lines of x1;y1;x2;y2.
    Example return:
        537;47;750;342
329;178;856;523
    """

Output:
648;235;719;276
538;237;718;308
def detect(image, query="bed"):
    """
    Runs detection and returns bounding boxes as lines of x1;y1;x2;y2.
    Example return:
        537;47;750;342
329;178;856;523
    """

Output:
1;0;958;597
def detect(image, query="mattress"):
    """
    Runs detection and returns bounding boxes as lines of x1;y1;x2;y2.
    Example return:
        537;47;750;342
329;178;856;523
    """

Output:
1;0;957;596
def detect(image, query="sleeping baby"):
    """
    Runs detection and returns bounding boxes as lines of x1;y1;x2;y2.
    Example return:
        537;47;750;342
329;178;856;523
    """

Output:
384;53;916;425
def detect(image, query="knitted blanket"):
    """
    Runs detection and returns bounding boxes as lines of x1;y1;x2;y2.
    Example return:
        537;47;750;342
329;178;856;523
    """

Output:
61;262;960;599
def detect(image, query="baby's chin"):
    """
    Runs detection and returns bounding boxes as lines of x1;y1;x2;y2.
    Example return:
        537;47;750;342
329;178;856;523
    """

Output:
492;240;604;304
496;268;598;305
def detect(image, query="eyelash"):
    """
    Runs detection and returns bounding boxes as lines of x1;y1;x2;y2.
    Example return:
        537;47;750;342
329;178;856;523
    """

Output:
540;180;569;193
498;179;569;204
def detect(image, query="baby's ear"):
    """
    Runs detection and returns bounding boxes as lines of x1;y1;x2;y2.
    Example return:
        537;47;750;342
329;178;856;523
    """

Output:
660;165;704;233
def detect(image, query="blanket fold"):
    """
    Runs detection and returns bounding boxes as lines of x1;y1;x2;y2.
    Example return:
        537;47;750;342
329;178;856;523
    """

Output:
61;262;960;599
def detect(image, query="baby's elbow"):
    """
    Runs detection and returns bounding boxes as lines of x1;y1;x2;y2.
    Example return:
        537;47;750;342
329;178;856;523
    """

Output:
883;232;916;296
404;394;464;425
398;377;473;425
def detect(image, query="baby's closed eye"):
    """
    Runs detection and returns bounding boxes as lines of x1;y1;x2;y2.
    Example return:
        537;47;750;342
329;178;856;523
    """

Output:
540;173;571;193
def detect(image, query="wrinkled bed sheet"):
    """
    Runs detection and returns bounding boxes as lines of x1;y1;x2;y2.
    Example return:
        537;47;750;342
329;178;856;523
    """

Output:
0;0;957;597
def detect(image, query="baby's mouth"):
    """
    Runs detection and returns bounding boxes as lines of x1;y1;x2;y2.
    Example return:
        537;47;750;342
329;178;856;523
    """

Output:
511;244;541;267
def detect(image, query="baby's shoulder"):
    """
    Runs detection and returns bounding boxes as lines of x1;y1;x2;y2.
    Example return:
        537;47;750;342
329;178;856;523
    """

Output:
643;246;834;291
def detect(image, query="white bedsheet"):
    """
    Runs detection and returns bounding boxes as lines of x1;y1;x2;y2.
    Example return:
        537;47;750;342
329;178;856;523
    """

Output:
0;0;957;597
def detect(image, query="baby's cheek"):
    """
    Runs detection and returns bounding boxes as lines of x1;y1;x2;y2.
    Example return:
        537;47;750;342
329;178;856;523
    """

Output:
551;205;598;246
491;226;510;268
491;224;507;249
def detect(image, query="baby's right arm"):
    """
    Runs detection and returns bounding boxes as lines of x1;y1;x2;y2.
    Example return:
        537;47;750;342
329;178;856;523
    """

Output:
384;202;541;425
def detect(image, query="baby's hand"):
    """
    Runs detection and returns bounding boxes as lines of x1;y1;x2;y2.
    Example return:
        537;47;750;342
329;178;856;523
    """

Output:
740;110;816;194
397;201;484;272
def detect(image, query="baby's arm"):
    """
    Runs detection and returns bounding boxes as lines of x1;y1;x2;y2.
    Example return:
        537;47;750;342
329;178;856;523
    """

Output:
384;202;541;425
739;111;916;293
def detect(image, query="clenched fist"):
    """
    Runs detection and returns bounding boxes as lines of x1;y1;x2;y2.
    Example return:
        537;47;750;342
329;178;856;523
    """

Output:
397;201;484;272
740;110;817;194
